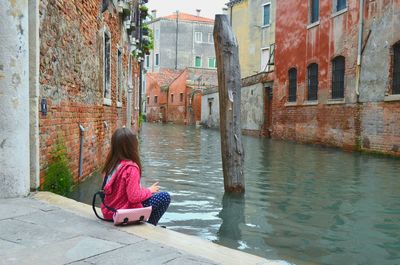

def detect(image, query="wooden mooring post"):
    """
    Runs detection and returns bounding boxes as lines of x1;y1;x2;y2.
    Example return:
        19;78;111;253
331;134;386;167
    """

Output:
213;15;245;193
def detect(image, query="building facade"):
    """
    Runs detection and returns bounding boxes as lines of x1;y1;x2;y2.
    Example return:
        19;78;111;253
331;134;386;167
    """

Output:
228;0;276;77
145;11;217;71
273;0;400;155
144;11;218;124
146;69;186;123
202;0;276;135
0;0;143;198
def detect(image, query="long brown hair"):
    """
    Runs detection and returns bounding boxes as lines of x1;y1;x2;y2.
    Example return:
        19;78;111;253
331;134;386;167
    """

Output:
102;127;141;176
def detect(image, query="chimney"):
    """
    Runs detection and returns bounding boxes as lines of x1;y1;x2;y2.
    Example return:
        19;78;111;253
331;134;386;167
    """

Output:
196;9;201;17
151;9;157;19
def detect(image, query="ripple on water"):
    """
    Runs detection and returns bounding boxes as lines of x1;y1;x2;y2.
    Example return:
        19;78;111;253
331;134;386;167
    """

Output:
70;123;400;265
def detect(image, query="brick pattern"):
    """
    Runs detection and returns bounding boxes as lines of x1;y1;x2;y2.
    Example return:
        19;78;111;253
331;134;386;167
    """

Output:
272;0;400;156
39;0;140;183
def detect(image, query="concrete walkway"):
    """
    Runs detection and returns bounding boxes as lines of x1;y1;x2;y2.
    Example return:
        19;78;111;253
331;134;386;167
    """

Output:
0;192;290;265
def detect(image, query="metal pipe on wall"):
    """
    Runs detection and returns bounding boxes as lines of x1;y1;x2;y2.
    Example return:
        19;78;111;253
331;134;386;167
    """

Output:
175;10;179;70
78;124;85;181
355;0;365;100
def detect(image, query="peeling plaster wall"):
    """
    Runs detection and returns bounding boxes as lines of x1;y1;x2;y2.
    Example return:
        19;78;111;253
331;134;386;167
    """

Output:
0;0;30;197
231;0;276;78
360;2;400;102
241;83;264;131
201;90;220;128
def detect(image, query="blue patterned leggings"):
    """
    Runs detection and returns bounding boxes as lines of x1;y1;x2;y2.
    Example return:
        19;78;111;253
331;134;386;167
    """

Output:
142;192;171;226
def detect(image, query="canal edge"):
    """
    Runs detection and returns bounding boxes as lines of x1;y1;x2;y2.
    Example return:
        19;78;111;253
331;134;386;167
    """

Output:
32;192;288;265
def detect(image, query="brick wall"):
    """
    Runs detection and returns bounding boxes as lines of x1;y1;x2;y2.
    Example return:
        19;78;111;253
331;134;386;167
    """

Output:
39;0;140;183
167;70;188;124
273;0;400;156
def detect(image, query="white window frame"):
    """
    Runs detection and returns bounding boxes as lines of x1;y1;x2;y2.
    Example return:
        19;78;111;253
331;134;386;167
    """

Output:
262;2;271;27
116;46;123;108
103;28;112;106
194;56;202;68
208;33;214;44
195;32;202;43
261;47;270;72
332;0;348;14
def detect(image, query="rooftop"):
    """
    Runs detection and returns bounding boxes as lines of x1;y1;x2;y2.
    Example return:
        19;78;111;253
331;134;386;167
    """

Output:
162;12;214;24
147;69;186;89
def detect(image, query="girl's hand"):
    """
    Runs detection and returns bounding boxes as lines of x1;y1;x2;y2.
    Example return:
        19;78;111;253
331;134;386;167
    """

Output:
149;182;160;194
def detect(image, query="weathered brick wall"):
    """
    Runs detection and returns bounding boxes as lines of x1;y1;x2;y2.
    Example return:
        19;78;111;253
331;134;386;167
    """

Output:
272;0;400;156
145;75;167;122
167;70;188;124
361;102;400;155
39;0;139;182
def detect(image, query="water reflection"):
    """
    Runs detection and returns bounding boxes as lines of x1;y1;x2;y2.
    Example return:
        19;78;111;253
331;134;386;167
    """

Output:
70;123;400;265
216;193;245;250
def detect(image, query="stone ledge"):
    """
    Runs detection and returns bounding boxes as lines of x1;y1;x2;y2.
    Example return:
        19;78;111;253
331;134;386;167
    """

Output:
33;192;290;265
384;94;400;102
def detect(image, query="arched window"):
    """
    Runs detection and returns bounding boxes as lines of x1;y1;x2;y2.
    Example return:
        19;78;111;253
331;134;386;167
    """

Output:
307;63;318;101
288;68;297;102
393;42;400;94
332;56;345;99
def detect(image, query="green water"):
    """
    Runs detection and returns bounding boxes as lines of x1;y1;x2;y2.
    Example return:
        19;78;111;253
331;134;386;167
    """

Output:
71;123;400;265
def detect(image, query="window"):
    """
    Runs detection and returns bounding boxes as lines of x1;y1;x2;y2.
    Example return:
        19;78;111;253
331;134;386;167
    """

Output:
195;56;202;68
307;63;318;101
310;0;319;24
103;30;111;101
195;32;202;43
171;94;174;103
393;43;400;94
335;0;347;12
332;56;345;99
117;48;122;105
261;48;270;72
154;95;158;103
208;33;214;43
263;3;271;26
180;93;183;102
208;57;216;68
288;68;297;102
147;97;150;104
155;53;159;66
209;101;212;115
145;55;150;68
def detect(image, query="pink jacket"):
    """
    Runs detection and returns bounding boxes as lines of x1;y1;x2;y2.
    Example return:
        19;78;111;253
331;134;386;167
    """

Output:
101;160;152;220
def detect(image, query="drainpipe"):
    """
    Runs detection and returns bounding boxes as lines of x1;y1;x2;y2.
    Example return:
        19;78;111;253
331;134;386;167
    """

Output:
355;0;365;102
78;124;85;181
175;10;179;70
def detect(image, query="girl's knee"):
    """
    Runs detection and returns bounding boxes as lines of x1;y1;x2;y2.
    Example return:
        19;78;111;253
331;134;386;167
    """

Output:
158;191;171;204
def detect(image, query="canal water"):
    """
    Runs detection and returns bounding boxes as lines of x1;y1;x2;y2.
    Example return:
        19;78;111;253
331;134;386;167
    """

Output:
70;123;400;265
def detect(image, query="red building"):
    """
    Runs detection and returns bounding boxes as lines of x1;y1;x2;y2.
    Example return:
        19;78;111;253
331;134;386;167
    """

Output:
145;68;206;124
273;0;400;155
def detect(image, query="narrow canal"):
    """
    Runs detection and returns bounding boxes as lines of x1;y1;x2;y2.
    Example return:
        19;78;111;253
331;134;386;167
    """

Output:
71;123;400;265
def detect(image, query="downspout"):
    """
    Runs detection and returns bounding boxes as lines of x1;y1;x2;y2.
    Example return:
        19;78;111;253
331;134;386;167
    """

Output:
355;0;365;102
175;10;179;70
78;124;85;182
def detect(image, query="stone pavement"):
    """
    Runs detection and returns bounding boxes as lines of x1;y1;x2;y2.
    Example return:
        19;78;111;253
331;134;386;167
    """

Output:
0;192;291;265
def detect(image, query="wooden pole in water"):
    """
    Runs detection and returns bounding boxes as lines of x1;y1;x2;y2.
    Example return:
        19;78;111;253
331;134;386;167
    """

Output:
213;15;245;193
